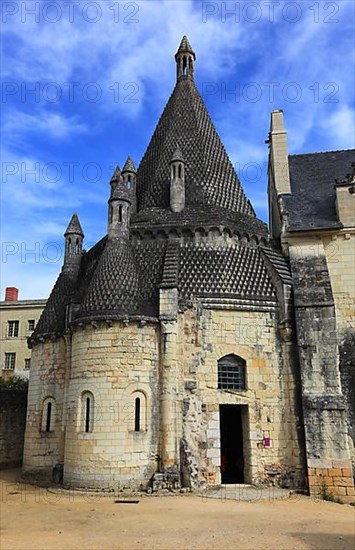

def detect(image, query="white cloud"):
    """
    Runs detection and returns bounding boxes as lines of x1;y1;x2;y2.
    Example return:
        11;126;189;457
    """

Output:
320;106;355;149
2;110;88;142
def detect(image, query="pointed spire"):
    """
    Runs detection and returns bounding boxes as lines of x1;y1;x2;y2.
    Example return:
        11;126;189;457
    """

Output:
175;35;196;82
122;156;136;174
64;213;84;237
110;165;121;183
175;35;196;60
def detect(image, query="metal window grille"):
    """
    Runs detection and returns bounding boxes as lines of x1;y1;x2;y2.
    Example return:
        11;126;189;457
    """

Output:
218;356;246;390
4;353;16;370
24;358;31;369
8;321;19;337
28;320;35;331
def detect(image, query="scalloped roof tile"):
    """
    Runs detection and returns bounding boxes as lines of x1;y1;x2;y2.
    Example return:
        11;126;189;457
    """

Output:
136;77;254;215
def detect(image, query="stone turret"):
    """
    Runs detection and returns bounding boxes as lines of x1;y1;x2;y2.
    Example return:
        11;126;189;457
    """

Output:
64;213;84;270
169;146;185;213
108;166;131;240
122;156;137;213
175;35;196;82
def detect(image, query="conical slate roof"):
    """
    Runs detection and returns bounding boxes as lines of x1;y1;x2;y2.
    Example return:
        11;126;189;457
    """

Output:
64;213;84;237
110;181;131;203
79;239;141;318
30;36;297;341
136;77;254;215
122;156;136;173
175;35;196;59
110;165;121;181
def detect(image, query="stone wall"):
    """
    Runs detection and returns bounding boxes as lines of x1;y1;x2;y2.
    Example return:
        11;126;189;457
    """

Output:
289;239;354;501
0;389;28;469
22;338;67;481
177;305;305;489
323;232;355;463
63;321;160;490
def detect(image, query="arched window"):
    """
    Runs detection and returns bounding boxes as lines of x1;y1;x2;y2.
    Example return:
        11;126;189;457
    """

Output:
41;397;56;432
75;238;80;254
218;354;246;390
127;175;131;190
119;205;123;223
109;204;113;223
132;391;146;432
67;238;72;254
183;55;187;75
81;391;94;433
178;164;182;178
172;164;176;178
134;397;140;431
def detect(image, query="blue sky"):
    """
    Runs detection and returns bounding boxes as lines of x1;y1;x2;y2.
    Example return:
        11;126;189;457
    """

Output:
1;0;354;299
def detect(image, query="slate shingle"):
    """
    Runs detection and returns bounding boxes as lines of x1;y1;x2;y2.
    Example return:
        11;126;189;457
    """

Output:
285;150;355;231
136;77;254;215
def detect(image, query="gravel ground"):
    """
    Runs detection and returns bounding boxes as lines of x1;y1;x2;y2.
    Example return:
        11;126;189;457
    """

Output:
1;469;354;550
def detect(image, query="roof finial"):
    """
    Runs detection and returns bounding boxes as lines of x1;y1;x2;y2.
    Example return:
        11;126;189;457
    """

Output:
175;35;196;82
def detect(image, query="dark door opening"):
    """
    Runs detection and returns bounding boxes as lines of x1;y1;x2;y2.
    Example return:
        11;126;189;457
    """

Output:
220;405;245;483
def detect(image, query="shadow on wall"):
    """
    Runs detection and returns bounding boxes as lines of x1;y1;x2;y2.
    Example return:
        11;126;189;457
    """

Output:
0;387;28;469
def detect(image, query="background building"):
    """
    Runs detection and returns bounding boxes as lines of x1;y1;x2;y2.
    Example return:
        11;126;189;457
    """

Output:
0;288;46;379
268;110;355;499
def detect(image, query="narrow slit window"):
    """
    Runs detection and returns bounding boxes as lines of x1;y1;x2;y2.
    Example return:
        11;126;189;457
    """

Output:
178;164;182;178
85;397;91;433
46;402;52;432
81;392;94;433
42;398;55;432
183;55;187;75
119;205;123;223
134;397;141;432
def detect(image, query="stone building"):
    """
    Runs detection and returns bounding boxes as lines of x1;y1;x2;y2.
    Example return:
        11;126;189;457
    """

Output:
268;111;355;499
23;37;354;499
0;288;46;379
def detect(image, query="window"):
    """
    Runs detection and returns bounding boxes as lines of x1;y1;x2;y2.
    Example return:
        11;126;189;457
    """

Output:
134;397;141;432
132;391;146;432
41;397;55;432
218;354;246;391
119;205;123;223
28;320;35;331
24;358;31;369
81;391;94;433
4;353;16;370
8;320;19;337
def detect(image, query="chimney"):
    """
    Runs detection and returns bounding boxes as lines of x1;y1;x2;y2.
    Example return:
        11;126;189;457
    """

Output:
5;287;19;301
268;110;291;195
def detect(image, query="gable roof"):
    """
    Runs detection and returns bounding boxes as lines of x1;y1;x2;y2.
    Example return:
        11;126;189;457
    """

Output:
285;149;355;231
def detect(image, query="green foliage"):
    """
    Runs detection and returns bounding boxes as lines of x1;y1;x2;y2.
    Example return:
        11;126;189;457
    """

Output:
0;376;28;390
319;480;343;504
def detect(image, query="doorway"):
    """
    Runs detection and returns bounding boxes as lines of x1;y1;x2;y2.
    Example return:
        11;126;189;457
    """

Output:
219;405;245;484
